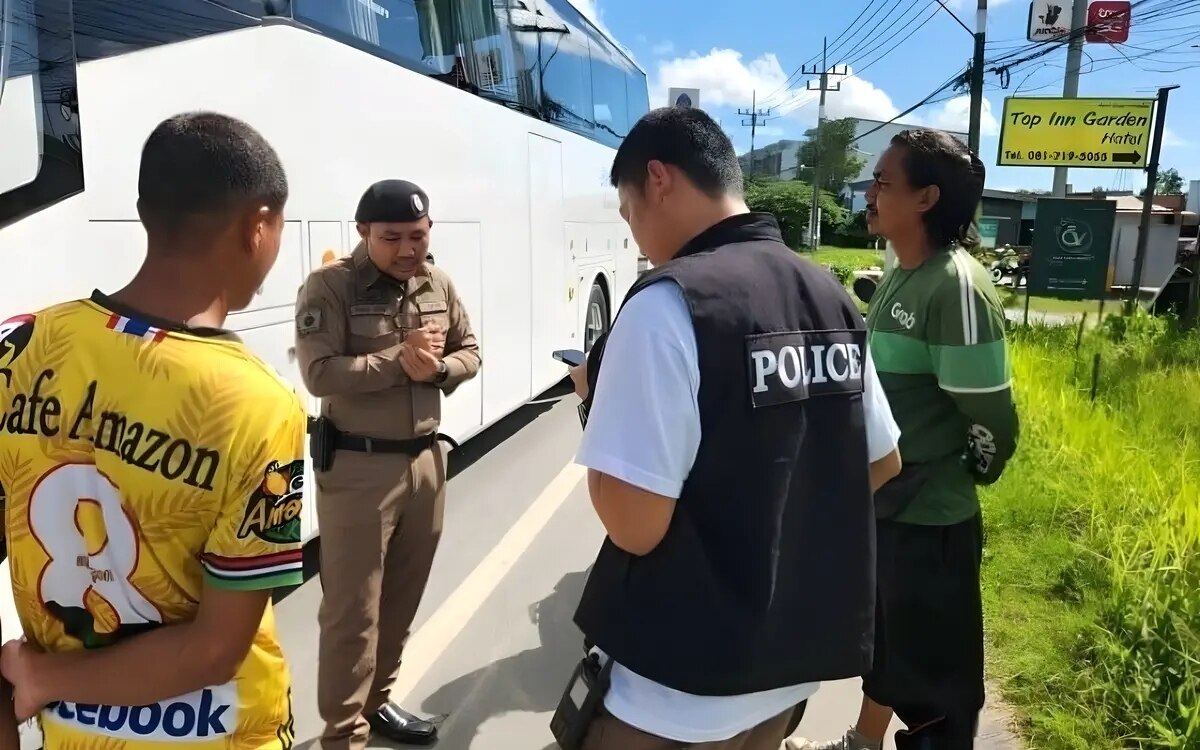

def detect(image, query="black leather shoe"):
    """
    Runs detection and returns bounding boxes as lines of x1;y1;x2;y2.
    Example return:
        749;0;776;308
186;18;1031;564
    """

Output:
365;703;438;746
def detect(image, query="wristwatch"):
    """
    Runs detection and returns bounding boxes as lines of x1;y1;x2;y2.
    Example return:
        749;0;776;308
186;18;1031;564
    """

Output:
432;360;449;384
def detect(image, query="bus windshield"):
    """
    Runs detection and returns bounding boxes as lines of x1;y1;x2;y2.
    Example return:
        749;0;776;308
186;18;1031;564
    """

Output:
0;0;43;197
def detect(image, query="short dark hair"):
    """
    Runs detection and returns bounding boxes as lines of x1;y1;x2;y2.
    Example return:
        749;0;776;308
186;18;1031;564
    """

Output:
890;129;985;249
610;107;743;198
137;112;288;235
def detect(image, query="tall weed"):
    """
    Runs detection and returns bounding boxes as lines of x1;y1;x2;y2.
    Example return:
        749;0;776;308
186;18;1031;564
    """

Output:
987;316;1200;748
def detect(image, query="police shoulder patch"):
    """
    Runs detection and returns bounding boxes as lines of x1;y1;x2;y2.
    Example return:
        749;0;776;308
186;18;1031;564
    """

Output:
296;308;322;335
746;328;867;408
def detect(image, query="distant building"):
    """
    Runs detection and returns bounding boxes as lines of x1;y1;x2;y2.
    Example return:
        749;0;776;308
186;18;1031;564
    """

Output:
737;140;803;181
737;118;967;200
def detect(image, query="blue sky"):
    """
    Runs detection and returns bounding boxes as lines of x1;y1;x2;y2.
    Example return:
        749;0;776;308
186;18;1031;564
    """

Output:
572;0;1199;194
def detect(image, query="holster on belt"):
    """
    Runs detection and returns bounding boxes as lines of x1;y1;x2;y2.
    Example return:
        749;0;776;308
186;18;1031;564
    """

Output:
307;416;337;473
306;415;458;473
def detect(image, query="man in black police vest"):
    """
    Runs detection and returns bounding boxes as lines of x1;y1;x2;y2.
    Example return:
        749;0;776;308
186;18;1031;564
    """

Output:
561;107;903;749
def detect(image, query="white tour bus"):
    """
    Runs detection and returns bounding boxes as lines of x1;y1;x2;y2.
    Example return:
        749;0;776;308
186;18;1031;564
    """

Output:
0;0;650;552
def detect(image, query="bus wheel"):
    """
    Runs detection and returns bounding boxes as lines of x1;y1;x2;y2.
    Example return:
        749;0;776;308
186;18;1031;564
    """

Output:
584;282;610;353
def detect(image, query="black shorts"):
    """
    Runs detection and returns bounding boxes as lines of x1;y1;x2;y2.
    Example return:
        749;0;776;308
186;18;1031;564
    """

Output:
862;513;985;729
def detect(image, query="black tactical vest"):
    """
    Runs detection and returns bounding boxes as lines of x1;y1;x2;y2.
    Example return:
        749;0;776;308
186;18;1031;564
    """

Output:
574;213;876;696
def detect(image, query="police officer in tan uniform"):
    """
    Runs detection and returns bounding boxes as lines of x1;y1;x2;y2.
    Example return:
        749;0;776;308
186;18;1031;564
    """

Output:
295;179;481;749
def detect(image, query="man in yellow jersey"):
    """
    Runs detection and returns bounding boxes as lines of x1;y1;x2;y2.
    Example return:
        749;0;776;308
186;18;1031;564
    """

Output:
0;111;305;750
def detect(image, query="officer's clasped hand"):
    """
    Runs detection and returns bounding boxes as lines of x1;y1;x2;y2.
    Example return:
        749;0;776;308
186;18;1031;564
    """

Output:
405;324;446;358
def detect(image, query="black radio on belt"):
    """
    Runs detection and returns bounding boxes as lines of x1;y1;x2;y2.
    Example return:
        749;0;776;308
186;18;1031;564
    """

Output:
307;416;337;473
549;647;613;750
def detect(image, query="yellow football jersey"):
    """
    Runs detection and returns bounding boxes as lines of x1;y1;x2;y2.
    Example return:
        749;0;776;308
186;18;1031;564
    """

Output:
0;292;306;749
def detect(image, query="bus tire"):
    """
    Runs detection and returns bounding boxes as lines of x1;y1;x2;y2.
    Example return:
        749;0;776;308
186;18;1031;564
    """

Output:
584;281;610;353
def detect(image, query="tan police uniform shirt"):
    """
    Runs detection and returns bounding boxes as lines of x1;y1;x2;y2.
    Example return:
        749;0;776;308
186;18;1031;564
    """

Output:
294;242;481;441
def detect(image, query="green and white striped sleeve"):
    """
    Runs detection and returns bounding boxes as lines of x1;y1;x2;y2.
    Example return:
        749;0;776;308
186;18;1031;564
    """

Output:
927;249;1020;484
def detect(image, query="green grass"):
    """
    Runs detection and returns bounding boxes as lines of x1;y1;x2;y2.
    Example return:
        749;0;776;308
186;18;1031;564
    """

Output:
980;316;1200;749
999;288;1122;317
801;246;886;270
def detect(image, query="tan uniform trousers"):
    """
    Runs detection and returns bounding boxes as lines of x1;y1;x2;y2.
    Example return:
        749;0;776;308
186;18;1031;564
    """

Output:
315;445;447;750
582;707;796;750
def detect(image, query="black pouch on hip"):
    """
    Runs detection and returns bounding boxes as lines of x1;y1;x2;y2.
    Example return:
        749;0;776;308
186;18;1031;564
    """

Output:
549;648;613;750
307;416;337;473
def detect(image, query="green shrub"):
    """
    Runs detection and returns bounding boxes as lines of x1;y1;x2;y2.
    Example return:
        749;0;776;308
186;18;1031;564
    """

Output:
744;180;847;248
827;261;855;286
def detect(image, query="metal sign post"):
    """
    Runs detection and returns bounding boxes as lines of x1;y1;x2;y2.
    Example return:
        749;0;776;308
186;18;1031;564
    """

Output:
1127;85;1181;313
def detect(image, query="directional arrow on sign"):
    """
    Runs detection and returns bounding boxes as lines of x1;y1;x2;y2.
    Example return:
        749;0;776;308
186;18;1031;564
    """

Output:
1113;150;1142;164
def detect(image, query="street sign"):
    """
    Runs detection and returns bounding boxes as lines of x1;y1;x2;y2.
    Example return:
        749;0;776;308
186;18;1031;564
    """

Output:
1086;0;1132;44
978;217;1001;250
997;96;1155;169
1029;198;1116;300
667;88;700;109
1027;0;1070;42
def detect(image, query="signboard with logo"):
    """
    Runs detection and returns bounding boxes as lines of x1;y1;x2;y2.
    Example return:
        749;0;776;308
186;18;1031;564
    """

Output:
978;217;1001;249
1027;0;1070;42
668;88;701;109
998;96;1155;169
1086;0;1132;44
1029;198;1116;300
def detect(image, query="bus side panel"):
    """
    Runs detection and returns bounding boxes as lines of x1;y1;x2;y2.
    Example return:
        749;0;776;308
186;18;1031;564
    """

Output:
527;133;570;396
429;222;484;438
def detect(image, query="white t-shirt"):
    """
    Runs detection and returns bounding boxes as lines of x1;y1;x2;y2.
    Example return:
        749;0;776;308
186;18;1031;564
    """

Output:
576;280;902;744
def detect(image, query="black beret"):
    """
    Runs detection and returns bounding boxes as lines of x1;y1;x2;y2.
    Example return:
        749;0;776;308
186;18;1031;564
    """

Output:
355;179;430;223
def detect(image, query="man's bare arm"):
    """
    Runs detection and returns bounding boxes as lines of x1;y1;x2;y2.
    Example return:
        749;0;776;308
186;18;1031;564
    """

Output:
22;585;268;711
870;448;902;493
588;469;677;557
0;624;18;750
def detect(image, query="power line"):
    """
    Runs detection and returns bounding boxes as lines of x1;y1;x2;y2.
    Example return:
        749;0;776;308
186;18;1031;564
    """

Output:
759;0;889;106
761;0;906;108
738;91;773;178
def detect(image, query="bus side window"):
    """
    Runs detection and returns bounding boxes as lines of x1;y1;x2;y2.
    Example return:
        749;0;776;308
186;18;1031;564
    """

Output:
0;0;83;230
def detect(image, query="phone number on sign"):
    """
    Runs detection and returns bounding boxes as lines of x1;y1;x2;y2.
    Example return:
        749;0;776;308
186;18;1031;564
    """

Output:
1020;150;1110;163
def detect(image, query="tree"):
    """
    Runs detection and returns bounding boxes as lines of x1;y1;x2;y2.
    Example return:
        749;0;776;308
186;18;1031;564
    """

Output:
1156;168;1185;195
744;181;847;248
794;118;867;194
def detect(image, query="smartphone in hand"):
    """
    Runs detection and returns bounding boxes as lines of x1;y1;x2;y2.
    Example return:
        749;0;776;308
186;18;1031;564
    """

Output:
553;349;586;368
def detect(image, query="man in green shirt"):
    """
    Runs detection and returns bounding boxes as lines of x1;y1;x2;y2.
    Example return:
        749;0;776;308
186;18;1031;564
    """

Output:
791;130;1018;750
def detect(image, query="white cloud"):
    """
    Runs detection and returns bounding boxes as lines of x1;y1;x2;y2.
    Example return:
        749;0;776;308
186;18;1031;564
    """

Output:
651;50;901;125
652;40;676;57
920;95;1000;137
1164;127;1190;148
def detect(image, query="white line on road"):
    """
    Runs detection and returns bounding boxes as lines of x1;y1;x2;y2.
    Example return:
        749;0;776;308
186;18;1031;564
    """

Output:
388;459;588;703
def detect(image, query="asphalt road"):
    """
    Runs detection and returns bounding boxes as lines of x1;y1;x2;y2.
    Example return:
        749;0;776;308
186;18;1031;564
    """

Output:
11;383;1021;750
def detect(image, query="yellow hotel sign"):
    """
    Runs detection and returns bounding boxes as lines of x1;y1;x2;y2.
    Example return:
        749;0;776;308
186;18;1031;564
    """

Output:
998;97;1155;169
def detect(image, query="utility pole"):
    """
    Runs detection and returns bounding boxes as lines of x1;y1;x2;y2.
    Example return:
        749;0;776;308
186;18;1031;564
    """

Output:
738;90;772;179
1052;0;1090;197
1127;85;1180;314
802;37;849;248
967;0;988;155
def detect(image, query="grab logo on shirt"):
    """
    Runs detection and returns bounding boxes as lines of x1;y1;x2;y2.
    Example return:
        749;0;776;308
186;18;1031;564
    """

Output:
43;683;237;742
890;302;916;330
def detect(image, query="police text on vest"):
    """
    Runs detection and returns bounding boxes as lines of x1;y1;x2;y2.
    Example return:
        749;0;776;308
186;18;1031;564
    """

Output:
746;330;867;408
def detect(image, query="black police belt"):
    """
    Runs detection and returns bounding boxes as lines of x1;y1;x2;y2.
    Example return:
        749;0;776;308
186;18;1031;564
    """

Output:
306;417;459;456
